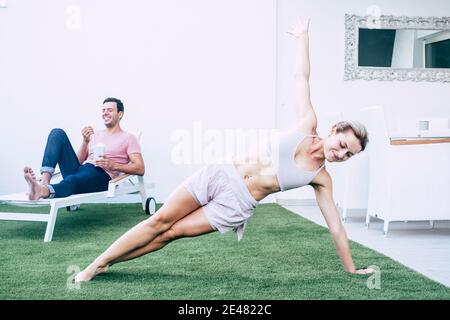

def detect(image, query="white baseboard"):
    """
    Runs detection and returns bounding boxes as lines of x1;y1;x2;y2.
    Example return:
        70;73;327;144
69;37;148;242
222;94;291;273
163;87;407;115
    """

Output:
276;198;318;206
276;199;368;214
338;208;367;214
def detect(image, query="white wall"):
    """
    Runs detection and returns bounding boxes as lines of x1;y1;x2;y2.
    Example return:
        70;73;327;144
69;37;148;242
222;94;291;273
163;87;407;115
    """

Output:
1;0;449;204
275;0;450;201
0;0;276;201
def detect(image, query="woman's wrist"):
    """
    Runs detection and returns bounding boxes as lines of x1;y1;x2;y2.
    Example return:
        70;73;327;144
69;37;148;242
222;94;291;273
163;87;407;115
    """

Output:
345;265;357;273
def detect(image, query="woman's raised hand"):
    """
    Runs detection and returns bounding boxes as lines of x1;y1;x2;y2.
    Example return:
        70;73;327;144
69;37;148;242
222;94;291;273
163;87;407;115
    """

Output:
287;17;311;38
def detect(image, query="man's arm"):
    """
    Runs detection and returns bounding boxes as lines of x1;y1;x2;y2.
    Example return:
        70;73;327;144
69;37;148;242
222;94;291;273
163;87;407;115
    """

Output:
312;172;373;274
96;153;145;176
289;18;318;133
77;126;94;163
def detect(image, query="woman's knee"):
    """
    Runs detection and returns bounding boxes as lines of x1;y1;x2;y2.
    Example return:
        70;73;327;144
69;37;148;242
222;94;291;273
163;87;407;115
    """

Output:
159;228;179;243
144;212;174;233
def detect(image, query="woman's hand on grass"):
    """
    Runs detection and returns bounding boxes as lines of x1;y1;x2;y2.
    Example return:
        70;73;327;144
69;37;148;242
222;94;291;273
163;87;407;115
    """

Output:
351;267;376;275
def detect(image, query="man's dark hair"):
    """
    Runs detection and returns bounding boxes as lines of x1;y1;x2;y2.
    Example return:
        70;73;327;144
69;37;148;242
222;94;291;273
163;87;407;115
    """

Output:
103;97;124;113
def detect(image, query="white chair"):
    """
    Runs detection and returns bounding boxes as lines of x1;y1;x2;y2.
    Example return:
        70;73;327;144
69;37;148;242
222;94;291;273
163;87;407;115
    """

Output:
361;106;450;236
324;112;369;221
0;132;157;242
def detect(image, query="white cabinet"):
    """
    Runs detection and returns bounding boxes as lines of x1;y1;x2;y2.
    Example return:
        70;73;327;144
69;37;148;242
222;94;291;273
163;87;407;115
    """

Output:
362;106;450;236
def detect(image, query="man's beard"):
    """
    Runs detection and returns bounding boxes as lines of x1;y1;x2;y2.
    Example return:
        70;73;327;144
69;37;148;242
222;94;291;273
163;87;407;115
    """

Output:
104;120;116;128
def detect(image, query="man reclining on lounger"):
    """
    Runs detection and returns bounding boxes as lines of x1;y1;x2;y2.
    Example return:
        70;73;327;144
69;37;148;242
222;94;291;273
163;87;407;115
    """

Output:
23;97;145;200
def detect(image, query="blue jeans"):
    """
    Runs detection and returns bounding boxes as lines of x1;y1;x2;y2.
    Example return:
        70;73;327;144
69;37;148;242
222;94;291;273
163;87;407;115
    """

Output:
40;128;111;198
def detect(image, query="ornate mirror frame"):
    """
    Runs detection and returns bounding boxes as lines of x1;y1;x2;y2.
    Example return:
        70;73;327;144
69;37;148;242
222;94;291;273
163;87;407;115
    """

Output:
344;14;450;82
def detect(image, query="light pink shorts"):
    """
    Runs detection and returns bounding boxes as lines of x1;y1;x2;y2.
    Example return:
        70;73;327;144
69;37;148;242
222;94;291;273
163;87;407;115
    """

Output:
182;164;259;241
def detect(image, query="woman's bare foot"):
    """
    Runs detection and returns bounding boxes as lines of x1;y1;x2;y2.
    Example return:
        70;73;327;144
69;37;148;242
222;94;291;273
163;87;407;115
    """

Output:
23;167;49;200
74;263;110;283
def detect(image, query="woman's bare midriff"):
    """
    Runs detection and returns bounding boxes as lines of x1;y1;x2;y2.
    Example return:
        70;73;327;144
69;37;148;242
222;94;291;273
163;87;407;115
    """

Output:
233;160;280;202
232;135;325;201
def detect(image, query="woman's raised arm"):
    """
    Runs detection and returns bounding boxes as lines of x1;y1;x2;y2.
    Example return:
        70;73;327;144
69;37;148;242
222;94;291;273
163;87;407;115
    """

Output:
288;18;318;133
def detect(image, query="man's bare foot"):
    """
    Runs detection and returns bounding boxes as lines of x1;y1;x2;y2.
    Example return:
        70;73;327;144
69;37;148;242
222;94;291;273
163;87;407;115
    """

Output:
74;263;110;283
23;167;48;200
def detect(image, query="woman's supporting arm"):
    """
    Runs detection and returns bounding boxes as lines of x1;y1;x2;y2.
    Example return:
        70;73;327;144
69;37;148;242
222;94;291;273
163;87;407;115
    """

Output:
312;172;374;274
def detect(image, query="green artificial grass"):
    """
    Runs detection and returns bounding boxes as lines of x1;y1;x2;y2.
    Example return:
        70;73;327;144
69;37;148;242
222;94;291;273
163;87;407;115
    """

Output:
0;203;449;300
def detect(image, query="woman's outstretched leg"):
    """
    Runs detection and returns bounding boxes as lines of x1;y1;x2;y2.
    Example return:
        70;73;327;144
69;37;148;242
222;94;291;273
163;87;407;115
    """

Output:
111;206;213;265
74;185;201;282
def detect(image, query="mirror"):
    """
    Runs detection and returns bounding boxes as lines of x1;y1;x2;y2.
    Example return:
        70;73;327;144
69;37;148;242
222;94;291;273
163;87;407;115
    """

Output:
358;29;450;68
344;14;450;82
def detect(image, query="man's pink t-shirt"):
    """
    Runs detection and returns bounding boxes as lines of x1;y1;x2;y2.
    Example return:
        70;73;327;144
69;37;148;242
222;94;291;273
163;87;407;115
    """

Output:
84;130;141;179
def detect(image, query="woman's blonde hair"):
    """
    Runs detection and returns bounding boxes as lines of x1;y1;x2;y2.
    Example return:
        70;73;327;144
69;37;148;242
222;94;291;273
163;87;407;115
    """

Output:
332;121;369;151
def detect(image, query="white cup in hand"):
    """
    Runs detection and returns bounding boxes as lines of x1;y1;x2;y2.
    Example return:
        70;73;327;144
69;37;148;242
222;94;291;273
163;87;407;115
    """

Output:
94;142;106;165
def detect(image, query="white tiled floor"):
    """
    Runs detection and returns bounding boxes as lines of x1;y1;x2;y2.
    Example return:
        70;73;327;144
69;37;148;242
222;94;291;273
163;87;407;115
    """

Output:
283;204;450;288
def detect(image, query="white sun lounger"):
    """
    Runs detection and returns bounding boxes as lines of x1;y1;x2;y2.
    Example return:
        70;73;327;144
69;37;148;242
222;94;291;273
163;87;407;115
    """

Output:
0;173;157;242
0;130;158;242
